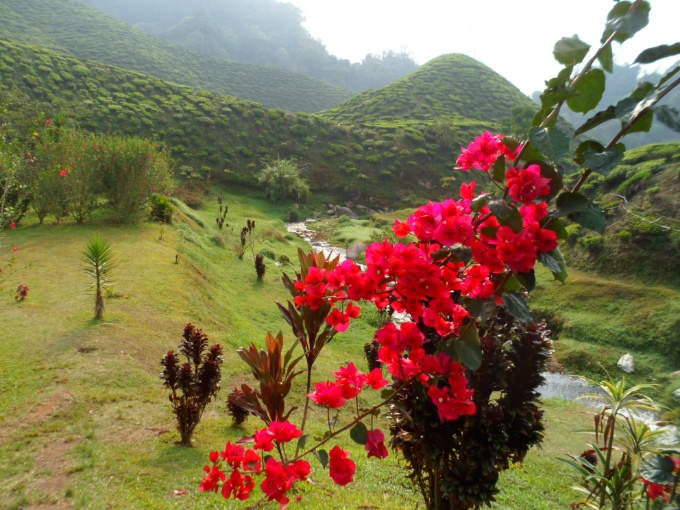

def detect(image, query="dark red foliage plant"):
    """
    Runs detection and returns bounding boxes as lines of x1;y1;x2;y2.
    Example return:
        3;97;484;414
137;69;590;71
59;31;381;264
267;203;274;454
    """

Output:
160;323;223;446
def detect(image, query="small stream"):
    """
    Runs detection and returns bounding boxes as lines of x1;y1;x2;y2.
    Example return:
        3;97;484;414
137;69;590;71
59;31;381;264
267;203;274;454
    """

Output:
286;221;613;408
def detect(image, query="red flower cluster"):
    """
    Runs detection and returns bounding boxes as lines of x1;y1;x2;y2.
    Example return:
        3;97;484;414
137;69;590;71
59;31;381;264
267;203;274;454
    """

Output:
365;429;389;459
308;363;389;408
639;456;680;503
456;131;519;171
329;446;356;485
199;421;310;509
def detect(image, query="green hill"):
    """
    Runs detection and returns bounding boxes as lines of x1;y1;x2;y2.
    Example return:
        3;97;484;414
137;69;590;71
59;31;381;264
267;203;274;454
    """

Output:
562;143;680;285
0;39;492;206
320;54;534;126
0;0;354;113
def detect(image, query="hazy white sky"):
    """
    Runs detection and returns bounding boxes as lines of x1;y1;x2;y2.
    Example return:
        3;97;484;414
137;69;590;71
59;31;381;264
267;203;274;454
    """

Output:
284;0;679;95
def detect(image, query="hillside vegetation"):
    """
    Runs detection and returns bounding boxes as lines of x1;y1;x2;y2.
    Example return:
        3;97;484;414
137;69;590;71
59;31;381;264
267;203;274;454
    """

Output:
0;39;494;206
320;54;534;126
563;143;680;285
0;0;354;113
76;0;420;92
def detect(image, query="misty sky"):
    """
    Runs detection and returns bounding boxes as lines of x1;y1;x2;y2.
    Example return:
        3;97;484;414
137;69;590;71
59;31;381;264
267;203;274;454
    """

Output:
284;0;679;95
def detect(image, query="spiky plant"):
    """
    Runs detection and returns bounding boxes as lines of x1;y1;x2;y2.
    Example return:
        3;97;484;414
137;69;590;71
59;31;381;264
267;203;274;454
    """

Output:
82;234;115;320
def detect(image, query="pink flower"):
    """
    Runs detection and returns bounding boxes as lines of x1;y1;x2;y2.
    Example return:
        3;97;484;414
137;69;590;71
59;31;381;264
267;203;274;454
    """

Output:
333;362;367;399
392;219;411;237
505;164;551;204
328;446;356;486
268;420;302;444
254;428;275;452
365;368;389;389
366;429;389;459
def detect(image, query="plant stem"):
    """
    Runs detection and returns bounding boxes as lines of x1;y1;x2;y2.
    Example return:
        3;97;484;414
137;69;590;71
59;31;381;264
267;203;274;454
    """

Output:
295;364;313;457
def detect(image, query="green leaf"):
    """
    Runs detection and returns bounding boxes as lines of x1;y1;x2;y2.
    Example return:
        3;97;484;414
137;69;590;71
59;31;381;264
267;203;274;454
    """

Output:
658;65;680;87
517;270;536;292
380;388;394;400
529;127;570;162
463;298;499;324
349;422;368;445
583;146;624;176
640;454;677;485
547;248;568;284
471;194;489;213
491;155;506;183
635;42;680;64
541;217;569;240
487;199;513;220
504;274;522;292
502;291;532;323
574;106;617;137
553;36;590;66
454;319;482;371
502;205;524;234
626;109;654;134
297;434;309;451
603;1;650;44
567;69;606;113
573;201;607;234
538;252;561;273
316;449;329;469
556;192;590;216
655;106;680;133
598;44;613;72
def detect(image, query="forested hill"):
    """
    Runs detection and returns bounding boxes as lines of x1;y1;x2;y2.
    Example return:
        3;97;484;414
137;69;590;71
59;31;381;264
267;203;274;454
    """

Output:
0;0;354;113
0;39;491;206
320;54;534;125
74;0;420;92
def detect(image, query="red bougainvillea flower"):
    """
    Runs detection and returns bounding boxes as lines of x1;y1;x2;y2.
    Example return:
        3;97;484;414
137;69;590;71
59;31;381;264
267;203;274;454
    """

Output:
261;458;293;507
505;164;551;205
59;169;68;177
365;368;389;389
254;428;276;452
199;464;226;493
268;420;303;444
9;221;16;229
325;301;361;332
45;119;53;126
392;218;411;237
222;469;255;501
640;478;672;503
333;362;367;399
220;442;245;467
366;429;389;459
12;246;18;252
455;131;511;172
308;381;345;408
328;446;356;486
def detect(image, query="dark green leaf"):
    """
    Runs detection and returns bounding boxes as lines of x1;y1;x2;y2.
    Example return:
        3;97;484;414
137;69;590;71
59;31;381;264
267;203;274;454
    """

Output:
380;388;394;400
541;85;576;109
529;127;570;162
491;155;506;183
517;271;536;292
626;109;654;134
471;194;489;213
640;454;677;485
603;1;650;43
583;146;624;176
463;298;498;324
573;201;607;234
546;66;575;88
504;274;522;292
297;434;309;451
547;248;568;284
538;252;561;273
635;42;680;64
659;65;680;87
450;245;473;264
598;44;613;72
567;69;606;113
487;199;513;220
349;422;368;445
454;319;482;371
655;106;680;133
316;449;329;469
502;291;532;323
556;192;590;216
553;36;590;65
574;106;617;137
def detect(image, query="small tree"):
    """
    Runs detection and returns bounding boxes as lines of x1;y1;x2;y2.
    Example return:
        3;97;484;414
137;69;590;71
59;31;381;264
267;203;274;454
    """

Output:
255;253;266;280
82;234;115;320
256;159;310;204
160;323;223;446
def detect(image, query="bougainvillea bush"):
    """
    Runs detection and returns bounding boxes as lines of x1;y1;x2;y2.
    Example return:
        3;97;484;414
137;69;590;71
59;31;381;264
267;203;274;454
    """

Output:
198;2;679;509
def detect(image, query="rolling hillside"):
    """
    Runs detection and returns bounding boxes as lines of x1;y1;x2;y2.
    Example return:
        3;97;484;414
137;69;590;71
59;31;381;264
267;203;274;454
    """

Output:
320;54;534;125
0;39;494;206
0;0;354;113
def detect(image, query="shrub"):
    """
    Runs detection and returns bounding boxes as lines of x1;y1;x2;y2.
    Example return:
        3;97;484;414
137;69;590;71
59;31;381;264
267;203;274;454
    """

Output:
149;194;174;223
286;208;300;222
255;253;266;280
259;248;276;260
82;234;115;320
256;159;310;204
160;323;223;446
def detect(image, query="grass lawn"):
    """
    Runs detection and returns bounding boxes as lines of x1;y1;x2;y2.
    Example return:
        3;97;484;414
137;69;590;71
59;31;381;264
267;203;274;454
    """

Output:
0;188;666;509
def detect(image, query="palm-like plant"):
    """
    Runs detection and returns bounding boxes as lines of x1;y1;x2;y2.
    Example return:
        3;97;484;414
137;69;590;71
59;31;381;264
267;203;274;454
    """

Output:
82;234;115;320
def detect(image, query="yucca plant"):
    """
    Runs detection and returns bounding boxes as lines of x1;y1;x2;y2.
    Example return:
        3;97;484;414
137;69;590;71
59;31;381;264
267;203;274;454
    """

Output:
82;234;115;320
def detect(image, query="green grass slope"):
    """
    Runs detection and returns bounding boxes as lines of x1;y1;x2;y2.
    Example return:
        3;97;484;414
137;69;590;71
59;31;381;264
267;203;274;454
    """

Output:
0;39;492;206
563;143;680;285
0;190;603;509
0;0;354;113
320;54;534;126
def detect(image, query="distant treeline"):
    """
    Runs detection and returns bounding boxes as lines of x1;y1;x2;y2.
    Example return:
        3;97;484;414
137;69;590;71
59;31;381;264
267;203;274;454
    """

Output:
76;0;420;92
